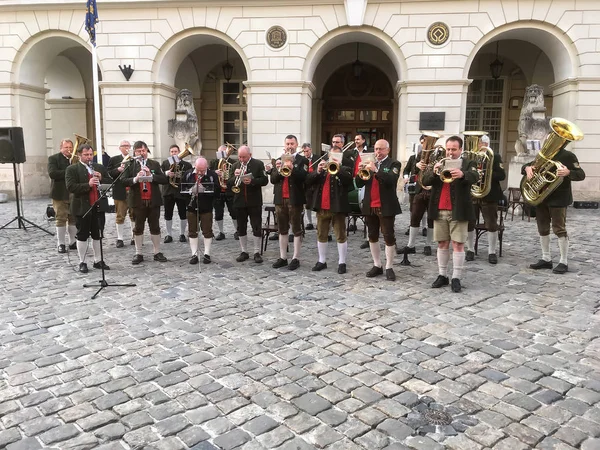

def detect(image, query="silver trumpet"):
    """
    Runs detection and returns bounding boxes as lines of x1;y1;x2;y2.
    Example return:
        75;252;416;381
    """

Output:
231;163;247;194
140;159;149;192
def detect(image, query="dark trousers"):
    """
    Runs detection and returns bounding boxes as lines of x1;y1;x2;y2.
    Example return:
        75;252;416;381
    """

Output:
468;200;499;232
236;206;262;238
187;211;214;239
163;195;187;221
133;204;161;235
536;204;567;237
76;210;105;241
366;209;396;246
276;200;303;236
214;192;237;221
410;190;433;228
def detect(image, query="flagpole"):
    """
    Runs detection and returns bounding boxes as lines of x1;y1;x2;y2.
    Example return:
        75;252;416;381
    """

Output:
91;43;103;165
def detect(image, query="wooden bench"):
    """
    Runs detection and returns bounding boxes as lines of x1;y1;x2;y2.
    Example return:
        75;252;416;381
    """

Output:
474;205;507;257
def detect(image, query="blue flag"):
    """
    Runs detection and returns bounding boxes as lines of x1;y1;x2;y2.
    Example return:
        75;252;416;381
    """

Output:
85;0;98;47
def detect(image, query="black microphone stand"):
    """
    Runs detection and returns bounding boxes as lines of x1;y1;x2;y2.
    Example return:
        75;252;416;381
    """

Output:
83;159;137;299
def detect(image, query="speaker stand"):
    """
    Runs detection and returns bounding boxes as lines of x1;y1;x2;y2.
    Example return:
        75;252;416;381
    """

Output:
0;163;53;235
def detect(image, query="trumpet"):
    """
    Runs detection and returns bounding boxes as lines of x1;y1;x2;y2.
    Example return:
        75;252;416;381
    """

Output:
279;154;294;177
357;153;376;181
435;157;462;183
326;152;343;175
231;163;247;194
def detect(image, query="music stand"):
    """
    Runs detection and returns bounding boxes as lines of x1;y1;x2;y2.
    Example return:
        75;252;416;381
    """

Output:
0;163;53;235
82;161;136;299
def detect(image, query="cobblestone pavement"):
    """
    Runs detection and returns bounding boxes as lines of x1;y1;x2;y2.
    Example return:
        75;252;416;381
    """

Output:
0;198;599;450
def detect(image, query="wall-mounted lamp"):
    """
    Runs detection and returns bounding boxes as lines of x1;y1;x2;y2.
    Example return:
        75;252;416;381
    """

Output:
352;43;363;79
119;65;134;81
489;42;503;80
222;47;234;82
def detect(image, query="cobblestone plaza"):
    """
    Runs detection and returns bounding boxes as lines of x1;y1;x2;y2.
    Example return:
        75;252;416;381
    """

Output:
0;198;598;449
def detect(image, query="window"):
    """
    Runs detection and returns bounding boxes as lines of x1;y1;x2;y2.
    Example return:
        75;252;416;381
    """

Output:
221;81;247;146
465;79;504;150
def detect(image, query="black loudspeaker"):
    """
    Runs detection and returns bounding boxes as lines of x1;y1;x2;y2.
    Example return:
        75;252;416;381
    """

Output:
573;201;599;209
0;127;26;164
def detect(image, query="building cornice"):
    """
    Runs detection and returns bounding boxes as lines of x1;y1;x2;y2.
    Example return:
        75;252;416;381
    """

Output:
0;83;50;95
549;77;600;92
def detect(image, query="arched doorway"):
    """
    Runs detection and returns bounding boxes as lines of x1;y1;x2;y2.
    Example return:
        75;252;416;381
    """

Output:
321;61;394;151
9;32;100;197
153;31;249;161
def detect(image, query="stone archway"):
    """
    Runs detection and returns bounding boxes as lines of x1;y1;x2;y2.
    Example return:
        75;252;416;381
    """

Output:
8;31;100;197
152;29;250;159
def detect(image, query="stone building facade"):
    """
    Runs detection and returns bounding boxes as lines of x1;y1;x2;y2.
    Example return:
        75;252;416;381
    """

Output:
0;0;598;199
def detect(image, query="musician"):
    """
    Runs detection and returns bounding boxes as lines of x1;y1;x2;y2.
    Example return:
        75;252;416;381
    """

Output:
302;143;319;231
161;145;192;244
123;141;169;264
465;135;506;264
352;134;371;250
107;140;135;248
183;157;217;264
270;135;309;270
48;139;77;253
228;145;268;263
355;139;402;281
211;144;238;241
522;146;585;274
398;135;434;256
306;134;354;274
402;135;428;238
65;144;111;273
422;136;478;293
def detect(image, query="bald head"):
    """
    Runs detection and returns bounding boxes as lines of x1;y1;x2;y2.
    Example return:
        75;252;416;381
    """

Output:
374;139;390;160
238;145;251;164
195;157;208;173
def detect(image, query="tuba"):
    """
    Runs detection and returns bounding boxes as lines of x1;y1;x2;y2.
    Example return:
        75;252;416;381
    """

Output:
71;134;92;165
217;143;237;190
169;143;195;188
462;131;494;199
417;132;445;190
520;117;584;206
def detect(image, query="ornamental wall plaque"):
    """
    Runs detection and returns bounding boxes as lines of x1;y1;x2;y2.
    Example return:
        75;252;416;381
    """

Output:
266;26;287;49
427;22;450;46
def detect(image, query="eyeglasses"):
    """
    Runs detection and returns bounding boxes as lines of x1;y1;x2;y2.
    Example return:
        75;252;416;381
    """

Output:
332;140;342;144
120;145;131;148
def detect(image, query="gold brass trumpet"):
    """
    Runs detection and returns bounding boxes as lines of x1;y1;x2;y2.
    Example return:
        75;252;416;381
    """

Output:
357;153;376;181
435;157;463;183
326;151;343;175
279;154;294;177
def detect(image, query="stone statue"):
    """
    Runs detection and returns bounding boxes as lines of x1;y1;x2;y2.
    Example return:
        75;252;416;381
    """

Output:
514;84;551;156
168;89;201;153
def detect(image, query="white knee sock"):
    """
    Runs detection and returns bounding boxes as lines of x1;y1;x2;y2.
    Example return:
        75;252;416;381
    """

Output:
76;240;87;263
279;234;288;259
134;235;143;255
408;227;419;247
56;226;66;246
557;236;568;265
317;241;328;263
293;236;302;260
488;231;498;255
189;237;198;256
452;251;465;280
426;228;433;246
437;248;449;276
253;236;261;254
204;237;212;256
180;219;187;236
217;220;224;233
68;225;77;245
92;239;101;262
337;242;347;264
540;235;551;261
306;210;313;225
467;231;475;252
150;234;161;254
116;223;124;240
369;242;382;268
239;235;247;252
385;245;395;270
165;220;173;237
